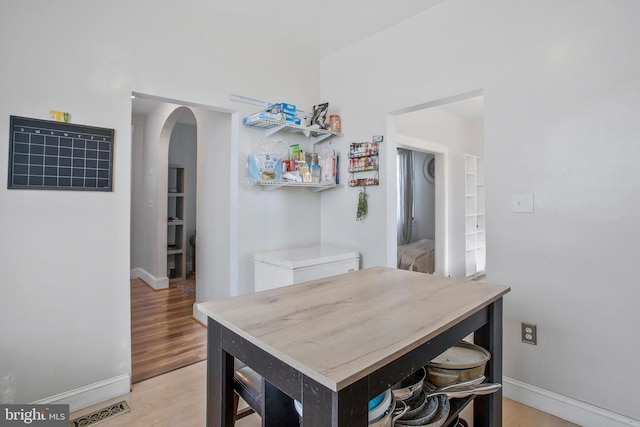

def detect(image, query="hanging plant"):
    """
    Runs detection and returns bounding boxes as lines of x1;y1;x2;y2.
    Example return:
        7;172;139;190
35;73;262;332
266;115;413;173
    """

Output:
356;190;368;221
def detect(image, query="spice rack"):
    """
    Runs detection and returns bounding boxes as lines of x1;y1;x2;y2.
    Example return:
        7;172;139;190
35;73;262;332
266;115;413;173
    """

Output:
348;142;379;187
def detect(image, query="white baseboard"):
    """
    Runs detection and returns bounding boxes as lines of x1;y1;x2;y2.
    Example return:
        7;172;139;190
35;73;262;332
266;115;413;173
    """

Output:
504;376;640;427
193;302;208;326
130;267;169;289
32;374;130;413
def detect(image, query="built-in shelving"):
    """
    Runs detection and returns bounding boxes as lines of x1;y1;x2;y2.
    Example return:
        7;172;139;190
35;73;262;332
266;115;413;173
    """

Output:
465;155;486;279
167;166;186;282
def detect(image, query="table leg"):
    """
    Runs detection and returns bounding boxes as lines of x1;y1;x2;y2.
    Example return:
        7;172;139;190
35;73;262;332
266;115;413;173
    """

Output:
474;299;503;427
300;376;368;426
207;319;235;427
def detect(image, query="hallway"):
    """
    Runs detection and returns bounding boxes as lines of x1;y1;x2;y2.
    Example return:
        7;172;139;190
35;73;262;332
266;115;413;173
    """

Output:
130;277;206;384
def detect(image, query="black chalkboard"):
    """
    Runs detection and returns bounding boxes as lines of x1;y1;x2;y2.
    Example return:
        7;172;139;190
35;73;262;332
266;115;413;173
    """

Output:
8;116;114;191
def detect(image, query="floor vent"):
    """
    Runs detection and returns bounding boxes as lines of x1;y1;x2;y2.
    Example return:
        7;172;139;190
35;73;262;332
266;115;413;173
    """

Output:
70;401;130;426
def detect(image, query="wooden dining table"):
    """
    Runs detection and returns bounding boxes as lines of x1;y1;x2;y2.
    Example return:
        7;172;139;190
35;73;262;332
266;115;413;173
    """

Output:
198;266;510;426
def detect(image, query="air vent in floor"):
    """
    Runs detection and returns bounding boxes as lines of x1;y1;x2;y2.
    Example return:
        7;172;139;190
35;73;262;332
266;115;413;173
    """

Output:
70;401;130;426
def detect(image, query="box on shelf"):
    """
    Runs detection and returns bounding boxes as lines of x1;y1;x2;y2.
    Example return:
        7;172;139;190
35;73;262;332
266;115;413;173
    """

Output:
243;102;300;125
267;102;296;116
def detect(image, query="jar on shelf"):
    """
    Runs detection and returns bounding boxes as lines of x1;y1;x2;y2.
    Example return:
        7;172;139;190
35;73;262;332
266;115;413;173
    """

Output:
329;115;341;133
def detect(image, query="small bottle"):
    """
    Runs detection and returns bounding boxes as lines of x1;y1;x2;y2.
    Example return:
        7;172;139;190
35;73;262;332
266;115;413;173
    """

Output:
310;164;321;183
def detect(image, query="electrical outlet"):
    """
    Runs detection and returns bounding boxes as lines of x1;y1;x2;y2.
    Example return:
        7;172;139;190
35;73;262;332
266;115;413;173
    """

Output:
522;323;537;345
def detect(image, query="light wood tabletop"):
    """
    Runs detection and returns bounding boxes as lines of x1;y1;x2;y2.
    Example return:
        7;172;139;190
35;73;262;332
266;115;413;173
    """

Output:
198;266;510;392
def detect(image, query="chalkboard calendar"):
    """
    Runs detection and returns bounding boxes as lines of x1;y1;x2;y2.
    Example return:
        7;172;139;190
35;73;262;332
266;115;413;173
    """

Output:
8;116;114;191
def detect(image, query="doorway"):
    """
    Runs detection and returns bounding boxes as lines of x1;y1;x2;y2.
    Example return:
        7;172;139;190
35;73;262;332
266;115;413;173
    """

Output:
392;94;485;278
167;110;198;287
130;96;204;383
396;147;438;274
129;93;236;380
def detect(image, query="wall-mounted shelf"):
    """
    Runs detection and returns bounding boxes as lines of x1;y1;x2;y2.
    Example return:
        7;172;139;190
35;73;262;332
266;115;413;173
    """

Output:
244;119;342;144
348;164;378;173
254;180;339;192
348;141;379;187
348;177;379;187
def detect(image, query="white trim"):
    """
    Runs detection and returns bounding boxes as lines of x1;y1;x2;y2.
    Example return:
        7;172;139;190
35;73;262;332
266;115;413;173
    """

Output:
504;376;640;427
385;115;400;269
193;302;208;325
32;374;130;413
130;267;169;289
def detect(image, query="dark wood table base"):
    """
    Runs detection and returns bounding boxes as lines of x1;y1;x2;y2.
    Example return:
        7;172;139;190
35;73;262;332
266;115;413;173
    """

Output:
206;298;503;427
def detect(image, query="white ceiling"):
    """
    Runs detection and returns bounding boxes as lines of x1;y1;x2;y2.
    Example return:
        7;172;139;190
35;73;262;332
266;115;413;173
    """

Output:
174;0;448;58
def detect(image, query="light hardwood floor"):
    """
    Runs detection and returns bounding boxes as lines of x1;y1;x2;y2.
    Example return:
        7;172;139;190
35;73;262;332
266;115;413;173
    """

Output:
70;360;579;427
131;277;206;384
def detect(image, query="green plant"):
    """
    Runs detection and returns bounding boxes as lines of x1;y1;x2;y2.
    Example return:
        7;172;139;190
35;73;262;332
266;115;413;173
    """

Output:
356;190;368;221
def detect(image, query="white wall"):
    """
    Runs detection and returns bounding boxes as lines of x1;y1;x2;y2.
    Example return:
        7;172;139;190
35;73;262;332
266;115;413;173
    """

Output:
236;129;326;295
320;0;640;423
131;116;145;271
0;0;321;409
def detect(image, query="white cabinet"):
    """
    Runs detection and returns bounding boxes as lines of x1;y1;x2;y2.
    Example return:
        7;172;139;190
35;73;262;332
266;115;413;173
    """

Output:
465;155;486;278
254;246;360;292
167;166;186;282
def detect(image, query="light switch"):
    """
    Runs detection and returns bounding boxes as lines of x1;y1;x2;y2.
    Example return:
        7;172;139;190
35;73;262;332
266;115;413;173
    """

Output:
513;193;534;213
